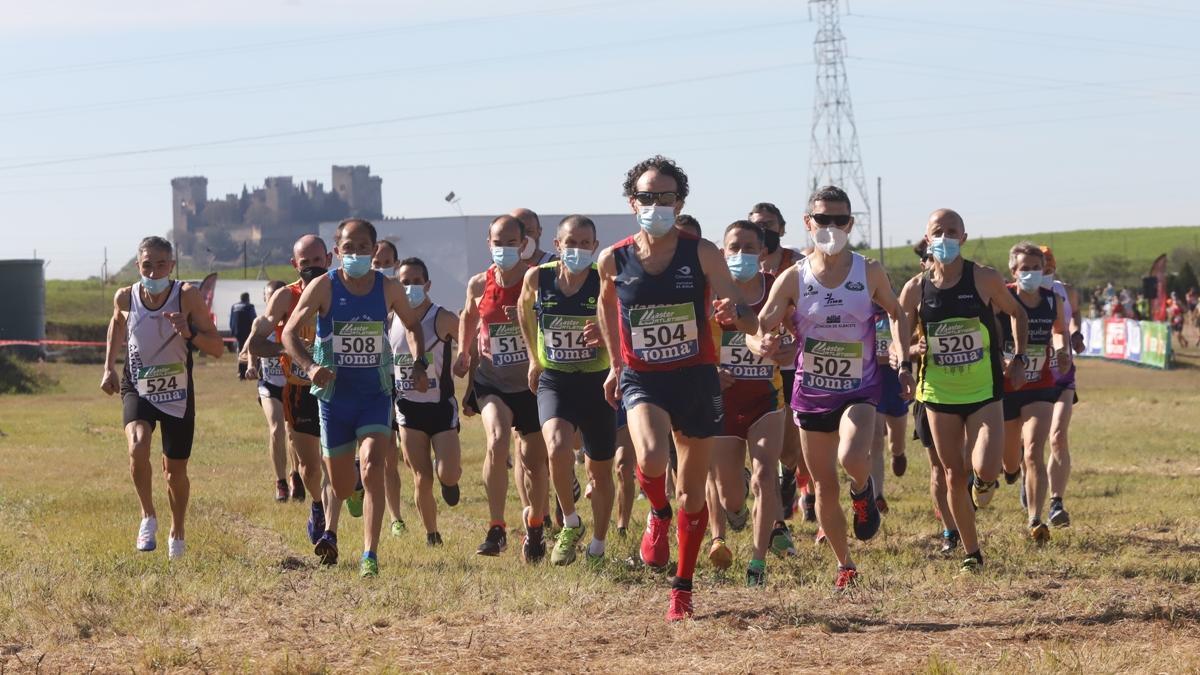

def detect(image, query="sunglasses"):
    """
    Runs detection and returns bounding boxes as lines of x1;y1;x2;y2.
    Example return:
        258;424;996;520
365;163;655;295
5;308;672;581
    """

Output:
633;191;678;206
809;213;851;226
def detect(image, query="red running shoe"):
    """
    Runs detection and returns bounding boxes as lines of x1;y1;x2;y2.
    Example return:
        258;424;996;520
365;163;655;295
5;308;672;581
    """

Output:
666;588;693;621
640;510;672;569
834;565;858;591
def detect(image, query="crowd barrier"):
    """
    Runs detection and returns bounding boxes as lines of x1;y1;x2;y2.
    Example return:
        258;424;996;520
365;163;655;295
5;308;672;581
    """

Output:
1079;318;1171;369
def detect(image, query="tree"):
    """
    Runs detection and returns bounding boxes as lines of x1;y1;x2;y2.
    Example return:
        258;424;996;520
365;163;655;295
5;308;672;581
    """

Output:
202;228;239;262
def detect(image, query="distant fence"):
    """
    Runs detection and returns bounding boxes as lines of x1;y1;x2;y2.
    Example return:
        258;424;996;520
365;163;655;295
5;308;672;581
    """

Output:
1080;318;1171;369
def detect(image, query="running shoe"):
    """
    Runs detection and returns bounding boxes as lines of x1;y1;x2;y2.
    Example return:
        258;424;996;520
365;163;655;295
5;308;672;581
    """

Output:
746;564;766;587
801;490;817;523
1029;521;1051;546
440;481;460;507
522;524;546;564
814;527;827;545
892;453;907;477
779;468;798;520
640;510;672;569
708;537;733;571
1048;499;1070;527
666;588;693;622
136;516;157;552
770;524;796;557
850;477;881;541
727;505;750;532
307;501;325;545
940;529;960;556
346;488;364;519
275;479;289;502
390;519;405;537
834;565;857;591
959;552;983;574
616;526;628;538
970;477;1000;509
290;471;304;501
551;523;586;566
168;537;185;561
359;555;379;578
426;532;443;547
315;531;338;566
875;495;890;515
476;525;507;556
1004;470;1021;485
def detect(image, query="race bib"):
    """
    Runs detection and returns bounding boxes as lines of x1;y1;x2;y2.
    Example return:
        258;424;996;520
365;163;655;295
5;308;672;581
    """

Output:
875;317;892;359
261;357;284;379
488;322;528;367
541;314;596;364
628;303;699;364
720;331;772;379
1004;342;1049;382
136;363;188;403
927;318;985;368
332;321;385;368
801;338;864;392
394;352;437;392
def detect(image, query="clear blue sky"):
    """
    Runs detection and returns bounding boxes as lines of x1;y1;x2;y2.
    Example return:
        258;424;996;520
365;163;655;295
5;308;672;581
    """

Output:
2;0;1197;279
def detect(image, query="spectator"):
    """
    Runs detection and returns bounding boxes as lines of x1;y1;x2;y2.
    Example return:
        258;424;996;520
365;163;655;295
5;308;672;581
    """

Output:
230;292;256;379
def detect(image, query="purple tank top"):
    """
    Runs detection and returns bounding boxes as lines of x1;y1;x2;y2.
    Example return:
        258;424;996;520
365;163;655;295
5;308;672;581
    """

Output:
789;253;881;414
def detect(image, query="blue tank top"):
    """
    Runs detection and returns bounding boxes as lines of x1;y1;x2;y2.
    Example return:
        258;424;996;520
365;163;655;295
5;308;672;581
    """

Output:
312;270;391;400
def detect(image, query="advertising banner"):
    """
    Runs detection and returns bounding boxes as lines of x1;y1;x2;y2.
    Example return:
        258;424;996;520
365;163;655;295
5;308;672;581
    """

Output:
1081;318;1170;369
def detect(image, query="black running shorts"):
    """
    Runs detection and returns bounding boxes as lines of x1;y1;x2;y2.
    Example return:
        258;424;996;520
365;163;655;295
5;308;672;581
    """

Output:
122;393;195;460
472;381;540;436
537;369;617;461
620;364;723;439
283;382;320;437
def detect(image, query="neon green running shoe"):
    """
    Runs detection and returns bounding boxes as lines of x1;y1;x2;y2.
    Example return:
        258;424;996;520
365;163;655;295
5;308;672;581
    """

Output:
359;555;378;578
390;519;405;537
346;488;364;518
550;523;586;566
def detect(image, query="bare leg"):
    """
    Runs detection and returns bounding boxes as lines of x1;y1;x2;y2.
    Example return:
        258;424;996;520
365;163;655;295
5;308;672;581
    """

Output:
125;421;156;519
747;410;785;562
613;426;635;530
1047;388;1074;500
162;456;189;540
358;434;389;555
543;418;580;523
479;397;514;525
927;409;976;553
385;430;404;525
261;397;288;481
1021;402;1054;523
401;428;436;534
586;457;615;542
519;430;550;529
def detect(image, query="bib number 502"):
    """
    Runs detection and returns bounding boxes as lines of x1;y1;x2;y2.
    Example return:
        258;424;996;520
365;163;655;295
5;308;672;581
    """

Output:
809;356;852;377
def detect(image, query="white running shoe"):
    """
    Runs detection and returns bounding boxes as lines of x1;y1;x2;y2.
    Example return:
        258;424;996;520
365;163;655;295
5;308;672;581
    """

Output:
136;516;157;552
168;537;185;561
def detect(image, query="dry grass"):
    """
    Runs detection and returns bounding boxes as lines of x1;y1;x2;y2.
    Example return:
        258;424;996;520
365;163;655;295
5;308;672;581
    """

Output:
1;354;1199;673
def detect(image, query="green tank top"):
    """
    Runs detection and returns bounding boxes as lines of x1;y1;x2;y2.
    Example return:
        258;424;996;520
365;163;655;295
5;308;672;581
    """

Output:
915;260;1003;405
534;262;609;373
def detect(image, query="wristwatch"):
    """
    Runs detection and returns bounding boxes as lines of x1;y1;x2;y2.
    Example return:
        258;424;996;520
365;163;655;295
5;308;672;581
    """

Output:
1013;353;1030;367
899;360;913;373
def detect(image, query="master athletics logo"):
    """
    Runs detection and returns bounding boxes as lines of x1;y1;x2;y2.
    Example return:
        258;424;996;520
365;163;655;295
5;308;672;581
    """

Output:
806;339;859;358
631;305;691;326
334;321;382;337
722;331;748;346
931;320;974;337
546;315;585;330
489;322;521;337
139;363;182;379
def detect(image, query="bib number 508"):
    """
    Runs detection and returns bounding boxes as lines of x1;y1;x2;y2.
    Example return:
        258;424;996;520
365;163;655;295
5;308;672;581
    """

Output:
340;336;377;353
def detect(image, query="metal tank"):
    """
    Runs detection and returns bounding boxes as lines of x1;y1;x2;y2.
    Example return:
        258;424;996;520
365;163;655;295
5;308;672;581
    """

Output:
0;259;46;359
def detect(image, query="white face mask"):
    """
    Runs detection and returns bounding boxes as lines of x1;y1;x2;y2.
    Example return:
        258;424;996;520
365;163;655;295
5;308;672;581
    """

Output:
1040;272;1055;290
813;226;849;255
519;238;536;260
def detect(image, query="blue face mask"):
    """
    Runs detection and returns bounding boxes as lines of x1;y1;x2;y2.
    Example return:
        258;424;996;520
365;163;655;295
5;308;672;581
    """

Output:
141;275;170;295
341;253;372;278
560;247;595;274
725;253;759;282
491;246;520;270
1017;270;1043;292
637;205;675;237
404;283;426;306
928;236;961;264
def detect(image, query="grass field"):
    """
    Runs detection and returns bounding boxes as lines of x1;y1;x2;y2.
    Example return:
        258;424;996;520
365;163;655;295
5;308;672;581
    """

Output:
1;353;1199;673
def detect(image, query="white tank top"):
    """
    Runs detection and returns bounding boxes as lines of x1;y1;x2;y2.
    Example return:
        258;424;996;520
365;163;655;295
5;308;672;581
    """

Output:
125;280;191;418
1052;280;1072;326
259;332;286;387
388;303;450;404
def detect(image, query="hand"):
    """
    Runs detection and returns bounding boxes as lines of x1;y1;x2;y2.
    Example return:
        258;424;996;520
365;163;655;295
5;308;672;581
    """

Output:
1005;358;1026;390
308;363;334;388
411;364;429;393
527;363;543;394
604;367;621;409
718;368;736;391
712;297;736;325
100;367;119;395
1057;347;1073;371
164;311;192;339
503;305;518;322
914;337;928;357
898;369;916;401
888;345;902;370
754;332;781;359
583;321;603;348
452;351;471;378
1071;332;1085;354
244;364;259;380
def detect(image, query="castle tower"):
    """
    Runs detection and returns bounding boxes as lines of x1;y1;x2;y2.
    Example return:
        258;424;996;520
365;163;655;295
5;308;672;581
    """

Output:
171;176;208;255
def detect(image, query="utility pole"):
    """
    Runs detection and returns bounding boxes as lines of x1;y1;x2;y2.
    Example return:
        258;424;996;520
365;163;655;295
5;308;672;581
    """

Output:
243;241;248;279
876;176;884;266
809;0;872;246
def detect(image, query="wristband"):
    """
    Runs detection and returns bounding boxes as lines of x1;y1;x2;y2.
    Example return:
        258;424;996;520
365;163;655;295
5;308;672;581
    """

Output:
1013;353;1030;367
899;361;913;373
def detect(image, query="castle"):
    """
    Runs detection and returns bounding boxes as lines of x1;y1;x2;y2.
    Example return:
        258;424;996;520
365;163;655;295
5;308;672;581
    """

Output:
171;165;382;263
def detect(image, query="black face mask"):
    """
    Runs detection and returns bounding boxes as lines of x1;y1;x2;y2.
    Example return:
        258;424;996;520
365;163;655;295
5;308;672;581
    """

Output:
299;266;328;284
764;229;781;254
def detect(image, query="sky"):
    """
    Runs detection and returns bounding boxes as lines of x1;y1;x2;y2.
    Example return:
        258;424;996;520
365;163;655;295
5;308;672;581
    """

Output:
1;0;1198;279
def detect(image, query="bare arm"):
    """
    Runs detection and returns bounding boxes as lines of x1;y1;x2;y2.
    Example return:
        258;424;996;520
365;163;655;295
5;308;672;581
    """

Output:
178;284;224;358
517;266;541;368
596;248;623;370
100;287;131;395
756;265;799;334
386;277;428;391
979;266;1029;356
699;239;758;334
454;273;485;378
867;261;912;366
248;286;291;359
282;275;330;379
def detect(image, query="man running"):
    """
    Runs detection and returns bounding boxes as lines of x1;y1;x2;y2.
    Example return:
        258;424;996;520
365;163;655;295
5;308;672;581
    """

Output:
870;302;912;514
386;254;462;547
997;243;1070;545
705;219;790;586
756;186;913;590
897;208;1029;573
455;215;551;561
249;235;344;564
371;239;407;536
240;280;302;502
675;214;702;239
283;218;428;577
518;214;616;566
100;236;224;560
596;155;757;620
1040;246;1084;527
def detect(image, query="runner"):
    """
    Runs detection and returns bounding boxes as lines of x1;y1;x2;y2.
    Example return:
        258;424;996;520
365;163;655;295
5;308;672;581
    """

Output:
897;208;1030;573
455;214;551;562
240;280;302;502
248;235;344;564
705;220;790;586
748;202;812;527
371;240;407;536
1040;246;1084;528
596;155;758;620
675;214;702;239
869;302;911;515
996;243;1071;545
386;255;462;547
282;218;430;578
755;186;913;590
100;236;224;560
518;214;616;566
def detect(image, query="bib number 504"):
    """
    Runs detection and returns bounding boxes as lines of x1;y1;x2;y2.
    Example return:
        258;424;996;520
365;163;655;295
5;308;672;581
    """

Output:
641;324;686;348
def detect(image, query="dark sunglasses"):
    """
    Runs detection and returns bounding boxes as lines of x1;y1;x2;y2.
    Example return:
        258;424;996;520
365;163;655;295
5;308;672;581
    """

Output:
809;213;851;226
633;191;678;206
